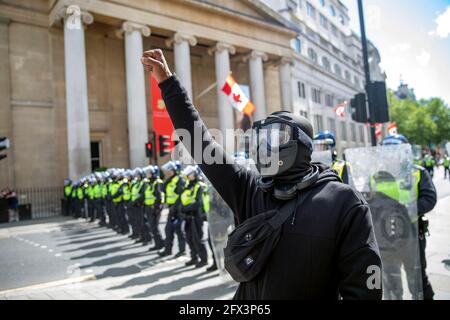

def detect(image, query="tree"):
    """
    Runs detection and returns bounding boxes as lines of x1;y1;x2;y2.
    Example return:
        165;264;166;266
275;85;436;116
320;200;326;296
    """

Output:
388;90;450;147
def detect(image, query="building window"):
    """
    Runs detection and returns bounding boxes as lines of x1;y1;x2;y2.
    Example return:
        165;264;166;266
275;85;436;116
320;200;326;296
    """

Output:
322;56;331;70
314;115;323;132
334;63;342;77
306;2;316;19
354;76;360;87
359;125;365;142
311;87;321;104
91;141;101;171
340;121;347;141
345;70;351;81
325;94;333;107
307;47;318;63
329;5;336;16
297;81;306;98
300;110;308;119
331;24;338;37
339;14;345;25
319;14;328;29
293;38;302;53
327;118;337;134
319;0;325;7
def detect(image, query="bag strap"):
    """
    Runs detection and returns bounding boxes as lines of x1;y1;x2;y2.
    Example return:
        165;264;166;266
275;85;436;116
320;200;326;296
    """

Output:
268;195;301;230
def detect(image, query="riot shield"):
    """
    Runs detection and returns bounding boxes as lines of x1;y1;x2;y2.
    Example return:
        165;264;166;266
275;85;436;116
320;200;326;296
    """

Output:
446;142;450;156
345;144;423;300
311;150;333;167
206;184;236;284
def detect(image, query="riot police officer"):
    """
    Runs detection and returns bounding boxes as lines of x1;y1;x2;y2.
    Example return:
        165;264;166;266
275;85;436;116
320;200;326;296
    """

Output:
443;154;450;180
144;166;165;251
180;165;209;268
110;170;126;234
121;171;132;235
380;134;437;300
422;154;435;178
313;131;352;185
158;160;186;258
63;179;73;216
130;168;146;242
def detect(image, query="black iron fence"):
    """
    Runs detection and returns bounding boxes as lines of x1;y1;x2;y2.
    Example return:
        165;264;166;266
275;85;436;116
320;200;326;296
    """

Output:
15;186;63;219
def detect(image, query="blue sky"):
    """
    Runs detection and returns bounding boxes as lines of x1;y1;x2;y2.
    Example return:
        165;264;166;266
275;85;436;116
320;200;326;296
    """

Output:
341;0;450;104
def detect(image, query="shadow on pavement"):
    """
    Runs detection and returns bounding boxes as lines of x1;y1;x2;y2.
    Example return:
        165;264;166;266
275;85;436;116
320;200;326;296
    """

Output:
70;242;138;259
108;264;189;290
167;281;237;300
63;239;124;252
129;272;218;299
81;251;152;268
57;233;119;247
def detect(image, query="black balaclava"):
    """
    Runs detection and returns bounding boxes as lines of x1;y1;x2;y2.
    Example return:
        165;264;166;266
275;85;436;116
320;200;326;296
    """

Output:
263;111;314;184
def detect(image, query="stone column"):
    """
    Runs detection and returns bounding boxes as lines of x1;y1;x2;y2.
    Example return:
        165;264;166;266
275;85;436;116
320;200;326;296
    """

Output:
61;6;93;180
166;33;197;100
247;50;268;121
0;16;13;188
279;56;294;112
208;42;236;145
120;21;151;168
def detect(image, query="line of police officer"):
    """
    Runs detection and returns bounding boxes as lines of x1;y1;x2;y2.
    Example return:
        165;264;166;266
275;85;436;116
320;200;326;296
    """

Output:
62;161;217;270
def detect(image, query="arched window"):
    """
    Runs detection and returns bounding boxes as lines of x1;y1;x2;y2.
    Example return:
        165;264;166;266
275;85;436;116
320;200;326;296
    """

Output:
329;5;335;16
322;56;331;70
308;47;318;63
334;64;342;77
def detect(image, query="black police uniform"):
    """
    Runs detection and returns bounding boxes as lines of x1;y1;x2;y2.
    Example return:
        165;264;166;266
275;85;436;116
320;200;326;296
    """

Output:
182;181;208;266
415;165;437;300
162;175;186;255
145;179;165;250
159;75;382;300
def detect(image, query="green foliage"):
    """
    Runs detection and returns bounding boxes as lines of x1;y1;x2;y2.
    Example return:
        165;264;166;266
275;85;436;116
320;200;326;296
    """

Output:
388;90;450;146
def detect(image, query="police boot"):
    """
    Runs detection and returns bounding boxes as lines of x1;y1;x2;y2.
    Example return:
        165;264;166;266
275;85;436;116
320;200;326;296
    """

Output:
149;244;164;252
173;250;186;258
158;250;171;257
195;259;208;268
185;258;198;266
206;263;218;272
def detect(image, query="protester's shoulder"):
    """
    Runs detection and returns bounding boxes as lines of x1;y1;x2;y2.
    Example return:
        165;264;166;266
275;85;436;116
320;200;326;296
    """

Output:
317;180;367;208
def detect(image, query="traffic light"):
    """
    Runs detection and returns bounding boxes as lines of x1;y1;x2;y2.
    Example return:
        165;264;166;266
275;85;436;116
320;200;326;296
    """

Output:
0;137;9;161
159;134;171;157
145;142;153;158
350;93;367;123
368;81;390;123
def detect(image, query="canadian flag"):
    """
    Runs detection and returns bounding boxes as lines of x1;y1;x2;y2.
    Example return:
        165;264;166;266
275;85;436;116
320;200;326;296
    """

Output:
388;122;398;135
333;101;347;118
221;75;255;116
375;123;382;137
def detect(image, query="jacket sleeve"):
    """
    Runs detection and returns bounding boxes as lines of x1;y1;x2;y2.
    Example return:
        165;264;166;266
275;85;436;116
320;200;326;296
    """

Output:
417;168;437;215
154;182;162;208
337;204;383;300
159;75;256;222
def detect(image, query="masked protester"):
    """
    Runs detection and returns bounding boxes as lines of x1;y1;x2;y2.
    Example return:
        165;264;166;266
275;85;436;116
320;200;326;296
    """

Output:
141;49;382;300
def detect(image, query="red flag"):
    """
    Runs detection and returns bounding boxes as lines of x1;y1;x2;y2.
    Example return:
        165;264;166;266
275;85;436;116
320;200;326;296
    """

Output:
375;123;382;137
388;122;397;135
221;75;255;116
333;101;347;118
151;76;175;153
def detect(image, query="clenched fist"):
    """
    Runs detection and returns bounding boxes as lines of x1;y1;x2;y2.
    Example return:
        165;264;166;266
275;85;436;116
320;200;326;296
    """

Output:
141;49;173;84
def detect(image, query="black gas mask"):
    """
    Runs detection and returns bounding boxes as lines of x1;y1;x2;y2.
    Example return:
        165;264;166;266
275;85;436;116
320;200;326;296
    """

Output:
251;111;319;200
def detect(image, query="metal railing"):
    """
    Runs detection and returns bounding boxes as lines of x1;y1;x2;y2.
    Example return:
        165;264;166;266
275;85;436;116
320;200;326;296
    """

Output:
15;186;63;219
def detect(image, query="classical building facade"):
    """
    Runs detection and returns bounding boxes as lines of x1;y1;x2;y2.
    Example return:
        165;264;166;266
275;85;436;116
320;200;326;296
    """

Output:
0;0;298;190
264;0;386;156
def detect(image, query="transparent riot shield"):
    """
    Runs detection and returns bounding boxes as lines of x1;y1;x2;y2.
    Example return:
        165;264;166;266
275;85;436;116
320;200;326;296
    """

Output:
446;142;450;156
345;144;423;300
311;150;333;167
206;185;236;284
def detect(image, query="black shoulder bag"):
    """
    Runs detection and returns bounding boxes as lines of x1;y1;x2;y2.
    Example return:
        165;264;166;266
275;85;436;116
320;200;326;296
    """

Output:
224;196;300;283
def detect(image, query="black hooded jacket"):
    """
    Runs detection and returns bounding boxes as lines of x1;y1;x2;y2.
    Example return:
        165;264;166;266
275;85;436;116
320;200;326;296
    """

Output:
159;75;382;300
